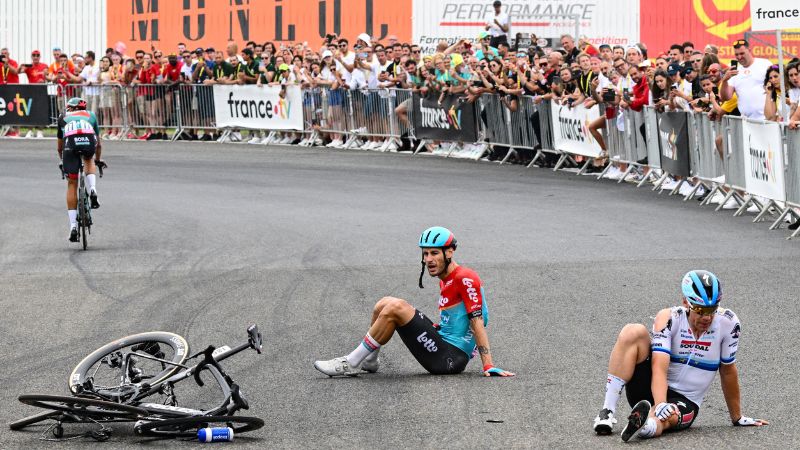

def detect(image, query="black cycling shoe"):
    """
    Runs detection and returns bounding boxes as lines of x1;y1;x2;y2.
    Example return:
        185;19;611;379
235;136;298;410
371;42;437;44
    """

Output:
69;227;79;242
621;400;651;442
90;191;100;209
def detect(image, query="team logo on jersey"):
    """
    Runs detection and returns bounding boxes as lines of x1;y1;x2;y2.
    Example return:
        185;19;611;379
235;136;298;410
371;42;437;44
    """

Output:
462;278;479;303
660;318;672;333
438;296;449;307
680;340;711;352
730;323;741;339
416;332;438;352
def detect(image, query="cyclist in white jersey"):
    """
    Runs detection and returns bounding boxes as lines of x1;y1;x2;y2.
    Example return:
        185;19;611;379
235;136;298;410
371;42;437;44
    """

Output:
592;270;767;442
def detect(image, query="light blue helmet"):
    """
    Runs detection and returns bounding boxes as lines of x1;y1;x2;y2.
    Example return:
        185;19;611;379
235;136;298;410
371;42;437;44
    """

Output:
418;226;457;249
418;227;457;289
681;270;721;307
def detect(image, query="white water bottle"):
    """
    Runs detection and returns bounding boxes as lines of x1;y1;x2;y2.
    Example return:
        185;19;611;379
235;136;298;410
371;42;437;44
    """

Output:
197;426;234;442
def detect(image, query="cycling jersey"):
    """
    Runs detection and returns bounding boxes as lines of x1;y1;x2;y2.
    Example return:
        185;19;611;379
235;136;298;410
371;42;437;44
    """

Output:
437;266;489;356
651;306;740;406
57;110;99;141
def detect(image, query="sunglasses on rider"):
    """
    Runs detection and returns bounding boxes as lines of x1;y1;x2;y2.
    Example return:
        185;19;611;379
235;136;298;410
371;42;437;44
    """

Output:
688;304;718;316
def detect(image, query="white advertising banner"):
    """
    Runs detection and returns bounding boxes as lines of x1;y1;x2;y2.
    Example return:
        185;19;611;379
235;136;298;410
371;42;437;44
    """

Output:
750;0;800;32
412;0;640;55
550;102;603;158
742;120;786;201
213;85;303;130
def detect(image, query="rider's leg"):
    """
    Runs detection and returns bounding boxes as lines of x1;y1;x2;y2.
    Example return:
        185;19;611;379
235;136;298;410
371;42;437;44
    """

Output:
66;177;78;229
343;297;415;368
84;157;97;194
603;324;651;414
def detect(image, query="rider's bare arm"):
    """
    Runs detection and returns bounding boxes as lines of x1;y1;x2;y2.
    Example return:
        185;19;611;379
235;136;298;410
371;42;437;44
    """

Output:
650;308;673;405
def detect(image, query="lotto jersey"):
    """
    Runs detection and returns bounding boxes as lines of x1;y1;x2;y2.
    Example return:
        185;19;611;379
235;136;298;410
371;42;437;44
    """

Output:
437;266;489;356
651;306;740;406
57;110;99;140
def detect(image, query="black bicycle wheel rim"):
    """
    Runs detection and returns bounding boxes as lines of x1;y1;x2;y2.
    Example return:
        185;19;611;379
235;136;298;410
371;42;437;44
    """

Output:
18;394;147;420
79;181;87;250
69;332;189;399
8;410;58;430
134;415;264;438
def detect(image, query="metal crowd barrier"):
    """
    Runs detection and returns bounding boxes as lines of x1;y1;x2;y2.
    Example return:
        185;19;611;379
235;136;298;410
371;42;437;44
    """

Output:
777;128;800;238
177;84;216;135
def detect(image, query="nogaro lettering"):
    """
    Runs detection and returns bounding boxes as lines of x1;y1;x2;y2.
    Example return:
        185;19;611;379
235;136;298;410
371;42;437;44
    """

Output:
749;147;774;182
558;116;585;142
0;93;34;117
416;332;438;352
462;278;479;303
419;99;461;129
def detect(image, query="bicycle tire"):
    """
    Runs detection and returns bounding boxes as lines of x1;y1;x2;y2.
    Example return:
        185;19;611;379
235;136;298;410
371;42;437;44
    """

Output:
134;415;264;438
78;177;88;251
18;394;147;420
69;332;189;399
8;410;58;430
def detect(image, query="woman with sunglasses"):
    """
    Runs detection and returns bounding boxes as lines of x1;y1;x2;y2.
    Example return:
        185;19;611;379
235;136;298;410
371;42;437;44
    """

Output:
593;270;767;441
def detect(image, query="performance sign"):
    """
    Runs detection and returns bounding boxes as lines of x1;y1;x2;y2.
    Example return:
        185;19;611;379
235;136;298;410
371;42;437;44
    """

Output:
213;84;303;130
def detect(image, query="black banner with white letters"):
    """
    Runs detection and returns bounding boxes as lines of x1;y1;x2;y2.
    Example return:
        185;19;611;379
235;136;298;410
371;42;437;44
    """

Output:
412;93;478;142
657;111;691;177
0;84;51;126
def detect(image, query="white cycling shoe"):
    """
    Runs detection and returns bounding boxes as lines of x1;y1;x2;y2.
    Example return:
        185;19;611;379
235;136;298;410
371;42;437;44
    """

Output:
314;356;362;377
593;408;617;435
360;356;380;373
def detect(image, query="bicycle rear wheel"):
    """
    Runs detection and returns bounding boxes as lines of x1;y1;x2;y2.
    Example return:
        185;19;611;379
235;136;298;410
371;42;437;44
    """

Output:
18;394;147;420
8;410;58;430
69;332;189;402
134;415;264;438
78;178;88;251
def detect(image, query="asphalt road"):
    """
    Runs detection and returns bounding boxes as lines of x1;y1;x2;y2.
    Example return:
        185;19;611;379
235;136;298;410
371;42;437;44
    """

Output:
1;139;798;449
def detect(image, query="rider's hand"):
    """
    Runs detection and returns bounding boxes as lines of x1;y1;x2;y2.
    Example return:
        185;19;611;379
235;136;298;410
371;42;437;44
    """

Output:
733;416;769;426
483;364;515;377
655;402;678;422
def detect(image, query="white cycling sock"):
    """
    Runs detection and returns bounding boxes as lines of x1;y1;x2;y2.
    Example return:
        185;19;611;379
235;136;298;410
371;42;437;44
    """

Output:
86;174;97;194
346;333;381;367
603;374;626;413
68;209;77;228
637;417;657;439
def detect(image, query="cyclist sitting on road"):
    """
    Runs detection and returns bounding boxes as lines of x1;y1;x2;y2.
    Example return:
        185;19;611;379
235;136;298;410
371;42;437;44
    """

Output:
592;270;767;442
314;227;514;378
57;97;103;242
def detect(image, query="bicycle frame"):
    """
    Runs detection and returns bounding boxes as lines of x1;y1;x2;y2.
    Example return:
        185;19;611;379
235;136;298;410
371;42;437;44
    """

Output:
87;325;262;418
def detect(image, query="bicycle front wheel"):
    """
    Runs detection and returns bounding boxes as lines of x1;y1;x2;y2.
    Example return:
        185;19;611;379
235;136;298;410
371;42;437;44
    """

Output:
78;182;88;250
69;332;189;402
18;394;147;420
134;415;265;438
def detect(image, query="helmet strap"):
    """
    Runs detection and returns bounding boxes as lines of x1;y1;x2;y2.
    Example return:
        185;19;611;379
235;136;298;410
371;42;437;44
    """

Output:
418;259;425;289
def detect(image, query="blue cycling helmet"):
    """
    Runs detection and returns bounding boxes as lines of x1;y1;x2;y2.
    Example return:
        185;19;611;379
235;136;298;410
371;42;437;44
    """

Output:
681;270;722;307
418;226;457;249
418;227;457;288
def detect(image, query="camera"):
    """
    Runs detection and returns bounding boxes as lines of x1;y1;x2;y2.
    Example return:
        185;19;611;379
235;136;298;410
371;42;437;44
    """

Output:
671;83;679;90
730;59;738;70
602;88;615;102
0;55;6;63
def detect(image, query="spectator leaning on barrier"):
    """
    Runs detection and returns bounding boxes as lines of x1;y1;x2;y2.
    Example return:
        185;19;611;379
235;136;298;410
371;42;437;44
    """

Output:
21;50;49;138
80;51;101;114
666;62;692;111
560;34;580;65
763;65;787;122
787;60;800;118
720;39;771;120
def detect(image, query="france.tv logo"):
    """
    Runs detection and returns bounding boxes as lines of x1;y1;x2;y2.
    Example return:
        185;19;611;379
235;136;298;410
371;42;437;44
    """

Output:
0;93;34;117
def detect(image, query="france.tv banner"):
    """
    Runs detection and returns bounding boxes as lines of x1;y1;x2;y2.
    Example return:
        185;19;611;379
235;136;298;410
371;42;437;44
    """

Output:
0;84;51;126
213;85;304;130
412;93;478;142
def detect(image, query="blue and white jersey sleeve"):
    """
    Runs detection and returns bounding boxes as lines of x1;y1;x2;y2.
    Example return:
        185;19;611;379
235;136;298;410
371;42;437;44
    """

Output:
719;308;740;365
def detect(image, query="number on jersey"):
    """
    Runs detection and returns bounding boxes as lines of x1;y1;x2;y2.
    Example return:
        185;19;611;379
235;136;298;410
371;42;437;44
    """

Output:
64;119;94;137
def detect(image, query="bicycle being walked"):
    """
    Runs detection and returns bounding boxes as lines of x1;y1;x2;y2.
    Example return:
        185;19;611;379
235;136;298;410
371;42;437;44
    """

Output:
57;97;105;243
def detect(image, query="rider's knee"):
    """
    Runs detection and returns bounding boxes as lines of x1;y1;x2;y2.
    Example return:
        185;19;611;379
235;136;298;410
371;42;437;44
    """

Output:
378;297;409;320
618;323;649;344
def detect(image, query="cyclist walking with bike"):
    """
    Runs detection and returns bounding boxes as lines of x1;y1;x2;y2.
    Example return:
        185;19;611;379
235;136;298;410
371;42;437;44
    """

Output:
57;97;104;242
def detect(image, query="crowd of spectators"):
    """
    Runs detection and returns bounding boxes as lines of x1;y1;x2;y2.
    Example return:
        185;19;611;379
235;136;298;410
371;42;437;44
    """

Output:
2;2;800;151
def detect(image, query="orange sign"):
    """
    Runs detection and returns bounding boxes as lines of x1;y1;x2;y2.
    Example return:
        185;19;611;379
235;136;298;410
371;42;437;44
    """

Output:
108;0;412;53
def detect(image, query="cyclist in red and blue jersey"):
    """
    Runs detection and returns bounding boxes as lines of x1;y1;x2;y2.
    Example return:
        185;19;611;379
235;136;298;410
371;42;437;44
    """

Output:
314;226;514;377
57;97;103;242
